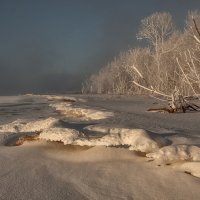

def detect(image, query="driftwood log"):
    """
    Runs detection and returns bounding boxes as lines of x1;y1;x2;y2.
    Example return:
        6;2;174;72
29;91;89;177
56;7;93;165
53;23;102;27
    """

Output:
147;88;200;113
132;79;200;113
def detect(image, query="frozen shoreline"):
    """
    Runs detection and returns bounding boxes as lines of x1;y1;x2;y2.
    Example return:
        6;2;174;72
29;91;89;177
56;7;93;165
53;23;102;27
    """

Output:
0;94;200;200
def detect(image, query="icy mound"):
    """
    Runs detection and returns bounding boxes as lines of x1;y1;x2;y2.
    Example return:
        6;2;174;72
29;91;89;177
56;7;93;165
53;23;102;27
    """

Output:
37;124;168;153
180;162;200;178
0;119;24;133
21;118;59;132
147;145;200;164
0;118;58;133
50;103;113;121
77;127;169;153
39;128;82;145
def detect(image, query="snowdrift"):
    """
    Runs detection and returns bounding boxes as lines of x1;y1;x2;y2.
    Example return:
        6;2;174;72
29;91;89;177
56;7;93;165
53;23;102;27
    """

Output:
179;162;200;178
147;145;200;164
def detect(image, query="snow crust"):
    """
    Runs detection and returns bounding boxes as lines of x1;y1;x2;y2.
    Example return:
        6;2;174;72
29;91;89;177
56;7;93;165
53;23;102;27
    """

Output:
179;162;200;178
80;126;169;153
1;94;200;181
1;116;200;179
39;128;82;145
37;124;168;153
147;145;200;164
0;117;58;133
50;102;113;120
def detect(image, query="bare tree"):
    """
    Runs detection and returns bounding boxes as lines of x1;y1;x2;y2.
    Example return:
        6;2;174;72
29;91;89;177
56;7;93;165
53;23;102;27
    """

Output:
137;12;174;51
137;12;176;89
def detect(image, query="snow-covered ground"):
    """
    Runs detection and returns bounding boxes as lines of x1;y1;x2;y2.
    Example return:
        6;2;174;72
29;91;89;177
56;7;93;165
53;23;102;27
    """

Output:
0;94;200;200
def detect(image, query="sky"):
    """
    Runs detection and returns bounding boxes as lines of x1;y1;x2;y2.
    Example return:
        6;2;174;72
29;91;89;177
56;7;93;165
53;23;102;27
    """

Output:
0;0;200;95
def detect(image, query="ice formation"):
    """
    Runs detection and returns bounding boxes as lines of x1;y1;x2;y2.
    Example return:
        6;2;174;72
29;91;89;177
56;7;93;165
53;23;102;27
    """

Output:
46;95;77;102
0;117;58;133
50;103;113;120
146;145;200;164
40;126;167;153
27;123;168;153
0;114;200;179
39;128;82;145
83;125;169;152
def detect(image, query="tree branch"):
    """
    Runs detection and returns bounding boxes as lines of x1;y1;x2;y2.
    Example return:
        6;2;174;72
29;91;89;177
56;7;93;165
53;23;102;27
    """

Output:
132;80;171;98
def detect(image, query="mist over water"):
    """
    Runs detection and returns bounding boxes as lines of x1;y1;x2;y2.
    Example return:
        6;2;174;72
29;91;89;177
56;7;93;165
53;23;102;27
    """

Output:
0;0;199;95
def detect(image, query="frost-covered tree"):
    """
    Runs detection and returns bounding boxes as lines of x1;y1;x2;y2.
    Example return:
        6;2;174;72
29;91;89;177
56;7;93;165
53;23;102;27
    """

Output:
137;12;174;51
82;11;200;103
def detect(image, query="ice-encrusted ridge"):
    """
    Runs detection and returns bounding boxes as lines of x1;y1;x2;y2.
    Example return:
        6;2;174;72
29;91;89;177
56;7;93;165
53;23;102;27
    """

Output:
39;125;169;153
146;145;200;164
39;128;82;145
0;117;59;133
49;102;114;121
81;125;169;152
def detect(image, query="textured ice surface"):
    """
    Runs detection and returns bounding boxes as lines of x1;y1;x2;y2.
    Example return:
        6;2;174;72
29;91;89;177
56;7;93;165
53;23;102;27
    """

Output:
39;128;82;145
50;102;114;120
1;94;200;182
32;123;169;153
147;145;200;164
0;117;58;133
79;126;168;153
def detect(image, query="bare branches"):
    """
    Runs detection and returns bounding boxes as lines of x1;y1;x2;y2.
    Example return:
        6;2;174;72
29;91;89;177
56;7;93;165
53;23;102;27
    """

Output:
131;65;144;78
137;12;175;50
193;35;200;44
176;57;198;96
132;80;171;98
82;11;200;109
192;17;200;39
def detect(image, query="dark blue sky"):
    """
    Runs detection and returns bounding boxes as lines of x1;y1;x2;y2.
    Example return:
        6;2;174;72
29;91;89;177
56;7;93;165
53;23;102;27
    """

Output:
0;0;200;94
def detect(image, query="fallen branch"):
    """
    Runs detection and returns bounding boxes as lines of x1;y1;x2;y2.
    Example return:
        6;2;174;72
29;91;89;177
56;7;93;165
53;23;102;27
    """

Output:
192;17;200;44
148;90;200;113
147;107;175;113
132;80;171;98
132;78;200;113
